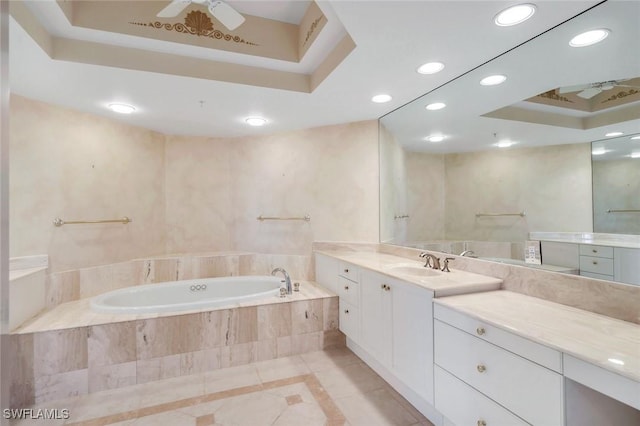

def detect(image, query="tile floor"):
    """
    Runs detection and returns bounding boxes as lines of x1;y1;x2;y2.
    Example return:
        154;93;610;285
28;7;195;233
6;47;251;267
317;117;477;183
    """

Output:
10;347;435;426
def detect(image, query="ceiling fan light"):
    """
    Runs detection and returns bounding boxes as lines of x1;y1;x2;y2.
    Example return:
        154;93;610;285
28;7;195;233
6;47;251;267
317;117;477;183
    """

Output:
494;4;536;26
569;29;610;47
417;62;445;75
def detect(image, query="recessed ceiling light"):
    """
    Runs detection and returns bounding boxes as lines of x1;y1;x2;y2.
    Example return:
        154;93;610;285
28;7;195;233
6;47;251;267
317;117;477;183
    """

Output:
426;135;445;143
495;140;515;148
569;29;610;47
494;4;536;26
417;62;445;75
605;131;623;137
630;135;640;140
480;75;507;86
245;117;267;126
108;103;136;114
372;94;392;103
592;147;606;155
425;102;446;111
630;152;640;159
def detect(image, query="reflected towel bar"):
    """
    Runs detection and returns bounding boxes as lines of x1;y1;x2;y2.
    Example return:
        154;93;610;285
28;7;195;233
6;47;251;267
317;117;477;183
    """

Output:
607;209;640;213
257;215;311;222
53;217;132;227
394;214;410;219
476;212;526;217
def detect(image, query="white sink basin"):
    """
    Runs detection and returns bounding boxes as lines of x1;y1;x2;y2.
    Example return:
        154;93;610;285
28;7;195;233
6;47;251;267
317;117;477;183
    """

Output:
385;264;441;277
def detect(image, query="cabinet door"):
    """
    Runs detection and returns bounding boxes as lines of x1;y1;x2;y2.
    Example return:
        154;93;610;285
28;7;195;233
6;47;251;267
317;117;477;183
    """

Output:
614;247;640;285
314;253;339;293
359;269;392;365
390;277;434;403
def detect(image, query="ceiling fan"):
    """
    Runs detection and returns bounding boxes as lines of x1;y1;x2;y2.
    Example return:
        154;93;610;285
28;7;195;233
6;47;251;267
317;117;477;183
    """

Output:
157;0;245;31
558;79;638;99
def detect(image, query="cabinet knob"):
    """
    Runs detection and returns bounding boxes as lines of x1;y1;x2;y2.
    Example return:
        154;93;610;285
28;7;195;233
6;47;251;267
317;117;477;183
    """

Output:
344;268;349;273
593;261;598;265
344;285;349;290
385;284;391;292
592;249;597;253
477;364;486;373
476;327;485;336
477;421;487;426
344;309;349;314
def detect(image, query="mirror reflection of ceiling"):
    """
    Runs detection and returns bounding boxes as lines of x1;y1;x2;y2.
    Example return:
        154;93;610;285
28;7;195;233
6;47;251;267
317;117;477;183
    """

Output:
380;1;640;154
592;133;640;161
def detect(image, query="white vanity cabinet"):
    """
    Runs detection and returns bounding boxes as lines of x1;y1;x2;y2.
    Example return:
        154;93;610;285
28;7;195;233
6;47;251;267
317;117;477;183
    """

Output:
359;269;434;403
434;304;564;426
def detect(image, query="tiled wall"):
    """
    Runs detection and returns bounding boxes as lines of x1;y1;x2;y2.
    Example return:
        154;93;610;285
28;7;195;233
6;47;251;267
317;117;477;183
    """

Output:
10;297;342;408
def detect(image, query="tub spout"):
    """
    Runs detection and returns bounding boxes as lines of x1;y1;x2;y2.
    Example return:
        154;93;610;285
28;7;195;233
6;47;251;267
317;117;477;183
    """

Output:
271;268;292;294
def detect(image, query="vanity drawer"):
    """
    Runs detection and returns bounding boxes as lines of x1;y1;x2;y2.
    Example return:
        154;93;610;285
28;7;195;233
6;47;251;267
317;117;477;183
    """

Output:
435;366;529;426
434;320;563;426
337;276;359;306
433;304;562;372
338;262;359;282
339;300;359;341
580;244;614;258
580;271;614;280
579;255;614;275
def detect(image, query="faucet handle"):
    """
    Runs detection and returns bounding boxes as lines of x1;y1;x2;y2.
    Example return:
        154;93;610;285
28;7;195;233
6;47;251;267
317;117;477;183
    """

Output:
441;257;455;272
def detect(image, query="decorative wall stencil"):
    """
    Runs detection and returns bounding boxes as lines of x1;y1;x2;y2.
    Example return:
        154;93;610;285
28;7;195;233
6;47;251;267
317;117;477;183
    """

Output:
303;17;322;47
130;11;258;46
537;90;574;103
601;88;639;104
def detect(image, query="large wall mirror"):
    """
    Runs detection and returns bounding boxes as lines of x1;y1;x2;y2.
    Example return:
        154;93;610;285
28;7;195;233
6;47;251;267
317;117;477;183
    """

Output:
379;1;639;283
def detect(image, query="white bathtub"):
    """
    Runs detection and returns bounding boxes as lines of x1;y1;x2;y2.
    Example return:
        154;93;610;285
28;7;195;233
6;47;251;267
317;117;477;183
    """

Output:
90;276;283;314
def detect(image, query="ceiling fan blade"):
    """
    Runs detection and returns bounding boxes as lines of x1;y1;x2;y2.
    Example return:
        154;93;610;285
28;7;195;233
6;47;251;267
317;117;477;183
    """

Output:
208;1;245;31
577;87;602;99
558;84;590;94
157;0;192;18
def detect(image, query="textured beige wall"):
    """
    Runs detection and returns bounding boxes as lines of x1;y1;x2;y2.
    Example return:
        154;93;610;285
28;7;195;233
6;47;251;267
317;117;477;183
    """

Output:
593;158;640;234
406;152;445;242
379;122;406;243
165;121;380;255
445;143;593;241
10;96;167;272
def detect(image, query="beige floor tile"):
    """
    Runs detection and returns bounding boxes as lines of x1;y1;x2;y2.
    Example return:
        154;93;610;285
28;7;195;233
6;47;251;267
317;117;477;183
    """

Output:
138;373;205;408
272;401;327;426
314;361;386;399
300;347;361;373
254;355;310;383
334;387;419;426
176;400;226;418
212;391;288;425
128;410;195;426
203;363;261;394
67;385;143;423
384;384;434;425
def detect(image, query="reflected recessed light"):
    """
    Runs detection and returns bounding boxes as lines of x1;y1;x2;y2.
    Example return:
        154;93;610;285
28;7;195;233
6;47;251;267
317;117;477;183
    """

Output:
372;94;392;103
495;140;515;148
417;62;445;75
480;75;507;86
494;4;536;26
245;117;267;126
426;135;445;143
630;152;640;159
108;103;136;114
607;358;625;366
569;29;610;47
630;135;640;140
605;132;623;137
425;102;446;111
592;147;607;155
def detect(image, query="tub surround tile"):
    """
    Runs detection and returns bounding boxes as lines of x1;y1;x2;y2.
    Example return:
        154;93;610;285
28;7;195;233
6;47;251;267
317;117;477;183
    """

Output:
221;306;258;346
292;332;323;355
33;328;88;376
323;297;339;331
277;336;293;358
136;313;206;359
258;303;292;340
34;369;89;404
88;321;137;366
291;300;323;335
136;354;181;384
9;333;35;408
88;361;137;393
78;265;114;299
220;342;258;368
194;255;240;278
257;338;278;361
47;270;80;308
180;348;221;376
149;258;182;283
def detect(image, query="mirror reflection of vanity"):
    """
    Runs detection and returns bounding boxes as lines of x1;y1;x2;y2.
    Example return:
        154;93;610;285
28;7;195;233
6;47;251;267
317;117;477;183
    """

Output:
379;1;640;285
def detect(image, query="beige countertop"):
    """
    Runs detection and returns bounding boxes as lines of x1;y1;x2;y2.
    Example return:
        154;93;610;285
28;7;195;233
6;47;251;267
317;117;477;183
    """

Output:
435;290;640;382
530;232;640;249
316;250;502;297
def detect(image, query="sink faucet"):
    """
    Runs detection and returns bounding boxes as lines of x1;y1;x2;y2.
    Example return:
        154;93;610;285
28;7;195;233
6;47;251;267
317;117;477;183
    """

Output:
460;250;476;257
271;268;292;294
419;252;441;270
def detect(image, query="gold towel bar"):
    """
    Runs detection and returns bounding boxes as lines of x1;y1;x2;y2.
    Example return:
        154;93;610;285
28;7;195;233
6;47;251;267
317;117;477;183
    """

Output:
53;217;132;227
607;209;640;213
475;212;526;217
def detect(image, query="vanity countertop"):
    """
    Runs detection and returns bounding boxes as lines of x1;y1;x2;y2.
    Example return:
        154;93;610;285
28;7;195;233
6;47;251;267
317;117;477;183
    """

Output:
316;250;502;297
531;232;640;249
434;290;640;382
